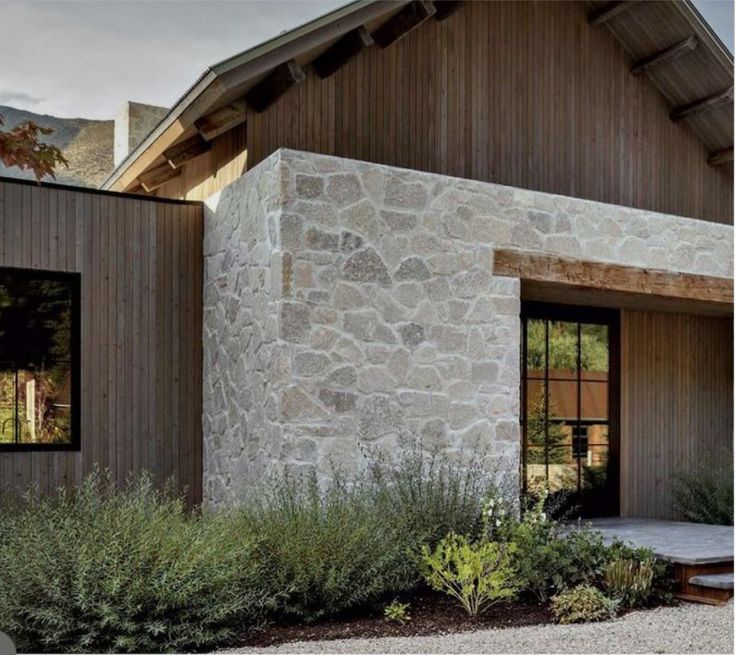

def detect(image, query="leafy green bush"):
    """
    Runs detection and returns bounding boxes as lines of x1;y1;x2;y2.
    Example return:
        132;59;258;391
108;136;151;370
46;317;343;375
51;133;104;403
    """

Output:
491;494;611;602
421;532;517;616
672;463;733;526
604;558;654;608
0;472;267;653
603;541;674;606
551;585;618;624
238;470;418;622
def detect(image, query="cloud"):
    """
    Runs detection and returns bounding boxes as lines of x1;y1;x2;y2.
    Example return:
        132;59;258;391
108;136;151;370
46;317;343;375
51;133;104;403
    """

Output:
0;0;345;119
0;90;44;107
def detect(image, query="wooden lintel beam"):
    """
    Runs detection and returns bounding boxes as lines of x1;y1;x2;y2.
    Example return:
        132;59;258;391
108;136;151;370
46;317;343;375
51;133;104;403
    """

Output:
372;1;436;48
313;27;373;79
245;60;305;113
670;86;734;122
588;1;636;27
138;161;182;193
163;134;212;169
493;249;733;305
195;100;248;142
433;1;466;21
708;146;734;166
631;35;698;75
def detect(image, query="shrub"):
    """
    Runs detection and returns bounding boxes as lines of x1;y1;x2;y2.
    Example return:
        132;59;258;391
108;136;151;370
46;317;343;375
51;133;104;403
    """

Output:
604;558;654;608
238;451;504;622
238;470;418;622
384;600;411;624
367;449;503;546
420;532;517;616
672;463;733;526
551;585;618;624
491;494;611;602
0;472;267;654
603;541;674;606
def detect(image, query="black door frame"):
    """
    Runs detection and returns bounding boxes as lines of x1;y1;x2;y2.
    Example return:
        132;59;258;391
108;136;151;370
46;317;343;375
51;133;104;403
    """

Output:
520;301;620;517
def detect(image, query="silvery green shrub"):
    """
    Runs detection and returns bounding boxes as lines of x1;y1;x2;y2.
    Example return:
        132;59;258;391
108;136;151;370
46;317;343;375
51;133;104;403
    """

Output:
0;472;268;653
672;462;733;526
238;471;419;622
238;451;503;622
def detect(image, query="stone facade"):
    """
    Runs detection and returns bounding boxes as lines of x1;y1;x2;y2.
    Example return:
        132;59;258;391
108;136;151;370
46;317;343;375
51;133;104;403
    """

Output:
202;148;733;506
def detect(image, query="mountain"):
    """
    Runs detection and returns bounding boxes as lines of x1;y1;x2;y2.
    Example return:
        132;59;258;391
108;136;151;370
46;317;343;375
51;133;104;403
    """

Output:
0;105;114;188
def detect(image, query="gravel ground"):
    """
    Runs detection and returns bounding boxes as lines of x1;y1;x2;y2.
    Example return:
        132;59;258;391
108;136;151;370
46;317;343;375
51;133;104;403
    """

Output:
231;602;733;654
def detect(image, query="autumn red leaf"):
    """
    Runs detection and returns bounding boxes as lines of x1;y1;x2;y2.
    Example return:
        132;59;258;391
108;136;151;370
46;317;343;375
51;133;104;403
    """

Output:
0;114;69;181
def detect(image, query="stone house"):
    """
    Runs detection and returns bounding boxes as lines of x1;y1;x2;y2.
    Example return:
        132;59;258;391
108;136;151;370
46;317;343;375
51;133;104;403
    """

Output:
102;0;733;518
1;1;731;520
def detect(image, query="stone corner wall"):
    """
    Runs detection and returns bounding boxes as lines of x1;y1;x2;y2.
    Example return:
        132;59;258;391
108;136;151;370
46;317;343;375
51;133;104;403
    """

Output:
203;147;734;507
202;151;288;506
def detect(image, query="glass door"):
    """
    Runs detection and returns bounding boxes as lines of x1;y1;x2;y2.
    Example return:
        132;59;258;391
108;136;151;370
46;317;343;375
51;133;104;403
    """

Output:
521;302;619;517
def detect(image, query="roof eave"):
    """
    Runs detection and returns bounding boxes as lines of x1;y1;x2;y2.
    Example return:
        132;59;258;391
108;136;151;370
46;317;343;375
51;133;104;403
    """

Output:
101;0;402;191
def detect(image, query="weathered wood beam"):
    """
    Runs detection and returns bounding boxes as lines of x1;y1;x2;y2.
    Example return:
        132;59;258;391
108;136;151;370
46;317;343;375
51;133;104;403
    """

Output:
631;35;698;75
372;1;436;48
138;161;182;193
670;86;734;122
433;1;466;21
588;1;636;27
244;60;305;113
708;146;734;166
493;249;733;305
313;27;374;79
194;100;248;142
163;134;212;169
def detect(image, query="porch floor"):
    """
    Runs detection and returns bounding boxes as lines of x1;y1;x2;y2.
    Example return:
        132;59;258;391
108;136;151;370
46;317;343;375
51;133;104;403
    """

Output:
581;517;733;565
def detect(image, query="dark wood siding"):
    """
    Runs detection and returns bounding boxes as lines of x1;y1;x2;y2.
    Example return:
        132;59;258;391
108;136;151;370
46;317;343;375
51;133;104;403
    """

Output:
620;310;733;519
0;178;203;505
156;0;732;224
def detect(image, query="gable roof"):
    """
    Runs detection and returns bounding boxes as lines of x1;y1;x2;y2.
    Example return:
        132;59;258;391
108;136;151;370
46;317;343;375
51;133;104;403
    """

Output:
102;0;734;192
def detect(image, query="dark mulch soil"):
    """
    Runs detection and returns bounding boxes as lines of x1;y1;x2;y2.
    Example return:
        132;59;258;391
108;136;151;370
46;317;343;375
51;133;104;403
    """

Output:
239;594;553;648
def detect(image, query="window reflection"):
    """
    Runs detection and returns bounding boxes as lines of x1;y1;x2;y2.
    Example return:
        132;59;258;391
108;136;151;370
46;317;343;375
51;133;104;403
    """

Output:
0;270;76;446
522;313;612;510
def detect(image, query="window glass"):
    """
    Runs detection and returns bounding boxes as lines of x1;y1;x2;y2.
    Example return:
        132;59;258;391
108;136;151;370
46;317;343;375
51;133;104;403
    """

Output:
525;319;546;376
548;321;578;380
521;308;615;515
0;269;77;447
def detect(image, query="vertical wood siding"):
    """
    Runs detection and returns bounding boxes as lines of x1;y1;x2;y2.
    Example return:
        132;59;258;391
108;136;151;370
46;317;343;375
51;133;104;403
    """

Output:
0;179;203;505
156;0;732;223
620;310;733;519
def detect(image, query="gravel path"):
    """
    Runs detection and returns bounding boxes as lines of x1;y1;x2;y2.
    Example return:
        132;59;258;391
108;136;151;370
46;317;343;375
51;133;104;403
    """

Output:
231;602;733;654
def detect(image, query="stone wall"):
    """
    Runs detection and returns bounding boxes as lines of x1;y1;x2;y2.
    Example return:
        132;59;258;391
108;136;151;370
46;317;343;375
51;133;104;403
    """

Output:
202;148;733;506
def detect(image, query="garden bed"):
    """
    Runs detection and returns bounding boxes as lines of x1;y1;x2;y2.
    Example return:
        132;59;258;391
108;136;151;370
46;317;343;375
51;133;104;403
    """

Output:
240;593;552;648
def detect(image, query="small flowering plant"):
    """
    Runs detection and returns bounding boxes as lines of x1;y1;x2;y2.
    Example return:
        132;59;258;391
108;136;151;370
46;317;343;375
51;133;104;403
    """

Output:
481;495;509;538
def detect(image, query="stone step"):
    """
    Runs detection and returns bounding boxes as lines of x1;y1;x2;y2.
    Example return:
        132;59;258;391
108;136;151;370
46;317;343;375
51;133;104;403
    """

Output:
688;573;734;590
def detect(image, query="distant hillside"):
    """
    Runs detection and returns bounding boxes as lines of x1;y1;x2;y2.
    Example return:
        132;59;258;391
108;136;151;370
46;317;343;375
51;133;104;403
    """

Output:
0;105;114;188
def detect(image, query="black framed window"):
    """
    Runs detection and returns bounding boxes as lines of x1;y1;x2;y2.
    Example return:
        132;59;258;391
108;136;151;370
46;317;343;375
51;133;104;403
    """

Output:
0;267;80;450
521;302;619;516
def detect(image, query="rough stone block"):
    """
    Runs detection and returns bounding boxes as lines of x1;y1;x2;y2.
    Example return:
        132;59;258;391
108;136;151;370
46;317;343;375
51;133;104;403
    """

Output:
342;247;393;286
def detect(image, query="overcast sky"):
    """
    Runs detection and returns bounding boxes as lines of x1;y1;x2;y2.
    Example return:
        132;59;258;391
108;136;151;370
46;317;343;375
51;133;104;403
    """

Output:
1;0;732;120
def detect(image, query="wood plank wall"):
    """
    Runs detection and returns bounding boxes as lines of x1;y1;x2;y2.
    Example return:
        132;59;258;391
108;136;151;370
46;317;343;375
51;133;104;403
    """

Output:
620;310;733;519
155;0;732;224
0;178;204;505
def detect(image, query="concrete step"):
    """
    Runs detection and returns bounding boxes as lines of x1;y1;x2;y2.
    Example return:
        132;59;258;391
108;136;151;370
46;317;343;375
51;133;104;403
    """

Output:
689;573;734;590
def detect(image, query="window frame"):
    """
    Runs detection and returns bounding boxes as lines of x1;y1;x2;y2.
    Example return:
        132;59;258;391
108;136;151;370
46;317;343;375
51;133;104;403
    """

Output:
0;266;81;452
520;301;620;516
